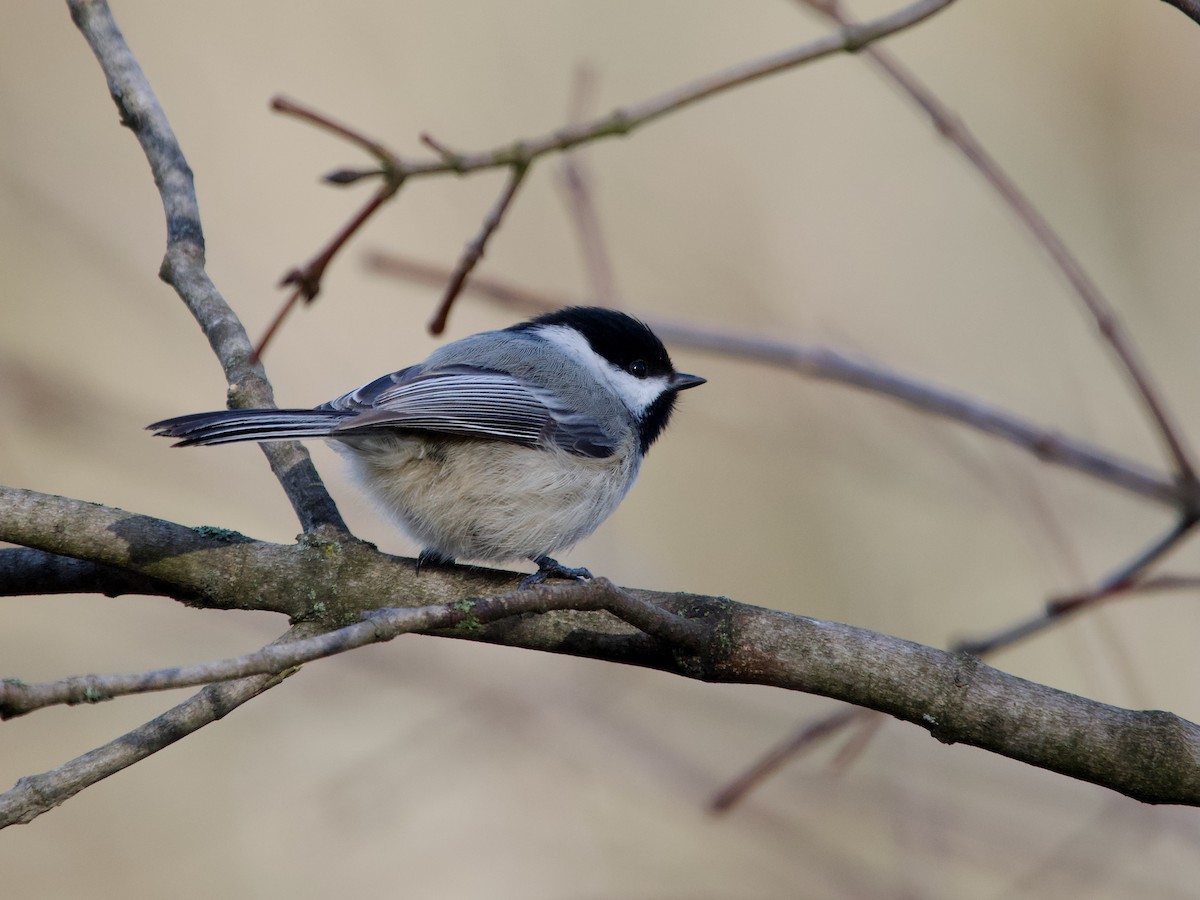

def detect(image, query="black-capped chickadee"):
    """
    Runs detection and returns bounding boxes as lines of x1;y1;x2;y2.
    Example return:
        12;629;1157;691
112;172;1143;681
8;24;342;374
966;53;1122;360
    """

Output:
150;307;705;587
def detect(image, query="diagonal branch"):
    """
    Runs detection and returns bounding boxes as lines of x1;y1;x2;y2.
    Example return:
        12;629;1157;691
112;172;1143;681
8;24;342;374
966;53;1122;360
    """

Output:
364;254;1181;508
798;0;1198;491
0;628;308;827
428;161;530;334
67;0;346;534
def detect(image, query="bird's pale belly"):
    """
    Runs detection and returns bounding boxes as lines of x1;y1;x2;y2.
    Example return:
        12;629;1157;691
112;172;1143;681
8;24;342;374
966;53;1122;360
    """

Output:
334;434;638;562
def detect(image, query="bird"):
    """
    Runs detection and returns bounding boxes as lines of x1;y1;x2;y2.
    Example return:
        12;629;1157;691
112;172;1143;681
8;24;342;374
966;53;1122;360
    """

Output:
149;306;705;588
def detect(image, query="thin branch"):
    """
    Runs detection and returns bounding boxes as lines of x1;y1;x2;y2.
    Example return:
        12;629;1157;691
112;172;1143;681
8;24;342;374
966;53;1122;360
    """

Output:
1106;573;1200;594
428;161;530;334
420;131;468;170
305;0;957;183
365;253;1181;509
260;183;402;360
252;99;409;360
955;518;1199;656
265;0;957;342
67;0;346;534
271;96;403;168
0;629;307;827
559;64;620;307
0;579;705;719
798;0;1199;491
710;708;865;812
829;710;886;772
364;251;559;312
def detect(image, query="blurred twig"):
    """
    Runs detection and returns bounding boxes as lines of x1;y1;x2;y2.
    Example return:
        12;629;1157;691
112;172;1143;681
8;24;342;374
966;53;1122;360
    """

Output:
710;708;866;812
365;252;1179;509
956;517;1200;655
559;64;620;307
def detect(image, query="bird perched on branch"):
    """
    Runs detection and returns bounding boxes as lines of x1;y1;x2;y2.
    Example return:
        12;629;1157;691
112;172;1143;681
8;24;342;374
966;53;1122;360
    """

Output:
150;307;705;588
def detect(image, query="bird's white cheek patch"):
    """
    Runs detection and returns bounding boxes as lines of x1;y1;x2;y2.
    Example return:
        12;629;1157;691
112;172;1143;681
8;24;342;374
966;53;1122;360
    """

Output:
535;325;670;416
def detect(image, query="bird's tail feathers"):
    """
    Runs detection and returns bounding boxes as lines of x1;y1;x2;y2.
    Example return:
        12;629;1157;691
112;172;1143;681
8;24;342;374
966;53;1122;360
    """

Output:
148;409;347;447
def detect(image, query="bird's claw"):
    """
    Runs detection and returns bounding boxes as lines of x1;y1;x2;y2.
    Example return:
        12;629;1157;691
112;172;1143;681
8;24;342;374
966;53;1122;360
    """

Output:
521;556;594;589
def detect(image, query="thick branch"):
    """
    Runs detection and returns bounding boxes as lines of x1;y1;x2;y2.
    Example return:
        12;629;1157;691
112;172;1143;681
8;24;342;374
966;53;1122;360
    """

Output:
0;547;179;598
67;0;345;534
2;485;1199;807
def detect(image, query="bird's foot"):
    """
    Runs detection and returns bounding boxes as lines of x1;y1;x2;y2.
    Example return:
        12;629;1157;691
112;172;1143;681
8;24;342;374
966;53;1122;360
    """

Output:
520;556;594;590
416;549;455;575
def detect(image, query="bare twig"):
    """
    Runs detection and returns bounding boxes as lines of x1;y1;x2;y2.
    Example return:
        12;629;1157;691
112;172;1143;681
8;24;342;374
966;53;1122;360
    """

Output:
710;708;866;811
955;517;1199;656
829;710;886;772
260;184;402;359
420;131;467;170
272;96;403;167
256;98;407;359
0;579;704;719
559;64;620;307
363;251;561;312
67;0;345;534
0;635;302;827
797;0;1198;490
264;0;956;342
311;0;957;183
1100;573;1200;595
429;161;531;334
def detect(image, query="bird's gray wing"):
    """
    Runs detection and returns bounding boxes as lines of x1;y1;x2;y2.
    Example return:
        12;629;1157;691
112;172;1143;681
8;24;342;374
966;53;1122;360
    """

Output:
322;364;617;457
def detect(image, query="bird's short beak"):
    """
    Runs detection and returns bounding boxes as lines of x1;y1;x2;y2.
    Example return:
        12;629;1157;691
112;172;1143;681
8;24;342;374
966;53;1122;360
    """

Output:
672;372;706;391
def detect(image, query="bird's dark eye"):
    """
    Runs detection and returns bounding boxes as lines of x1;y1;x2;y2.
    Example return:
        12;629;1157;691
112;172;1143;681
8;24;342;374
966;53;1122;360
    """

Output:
628;360;648;378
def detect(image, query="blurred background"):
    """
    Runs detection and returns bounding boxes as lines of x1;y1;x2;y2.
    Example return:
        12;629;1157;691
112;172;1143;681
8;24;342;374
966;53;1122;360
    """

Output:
4;1;1200;896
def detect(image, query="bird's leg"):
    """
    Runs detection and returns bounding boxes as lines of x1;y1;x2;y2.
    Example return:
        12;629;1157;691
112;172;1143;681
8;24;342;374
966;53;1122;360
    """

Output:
521;555;594;589
416;549;455;575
